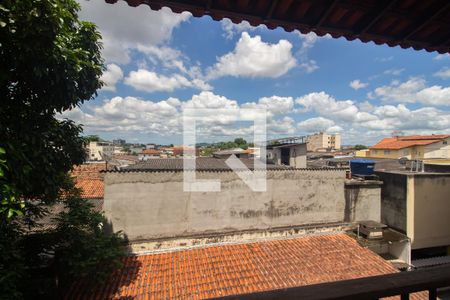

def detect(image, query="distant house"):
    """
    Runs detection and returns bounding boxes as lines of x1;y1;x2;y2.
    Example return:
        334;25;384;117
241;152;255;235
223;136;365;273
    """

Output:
306;132;341;151
138;148;161;160
172;146;199;157
266;142;307;168
86;141;114;161
369;135;450;159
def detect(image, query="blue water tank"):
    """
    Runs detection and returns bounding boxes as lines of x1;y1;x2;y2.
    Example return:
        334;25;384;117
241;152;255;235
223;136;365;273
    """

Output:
350;159;375;175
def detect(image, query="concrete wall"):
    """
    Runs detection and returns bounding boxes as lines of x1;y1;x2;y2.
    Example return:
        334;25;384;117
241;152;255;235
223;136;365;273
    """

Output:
412;174;450;249
266;144;307;168
344;180;382;223
377;172;407;232
377;171;450;250
104;170;351;241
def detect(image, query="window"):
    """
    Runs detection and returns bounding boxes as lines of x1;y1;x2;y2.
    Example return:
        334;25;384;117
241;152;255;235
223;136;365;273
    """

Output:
403;149;409;155
384;150;390;155
444;141;448;145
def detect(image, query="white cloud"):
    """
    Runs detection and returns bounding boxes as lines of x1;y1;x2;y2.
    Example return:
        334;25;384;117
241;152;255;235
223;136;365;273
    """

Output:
434;54;450;60
77;0;190;64
297;117;336;133
207;32;297;79
383;68;405;76
349;80;369;90
124;69;212;93
100;64;123;92
221;19;261;40
371;77;450;106
296;92;359;122
296;32;330;73
434;67;450;79
241;96;294;116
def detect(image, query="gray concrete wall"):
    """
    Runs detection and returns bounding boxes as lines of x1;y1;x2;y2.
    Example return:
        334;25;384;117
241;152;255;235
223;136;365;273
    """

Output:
344;180;382;223
104;170;349;241
412;174;450;249
376;171;407;232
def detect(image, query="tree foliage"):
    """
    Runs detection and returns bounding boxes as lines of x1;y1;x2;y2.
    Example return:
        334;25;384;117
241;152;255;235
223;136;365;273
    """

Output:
354;144;368;150
0;0;126;298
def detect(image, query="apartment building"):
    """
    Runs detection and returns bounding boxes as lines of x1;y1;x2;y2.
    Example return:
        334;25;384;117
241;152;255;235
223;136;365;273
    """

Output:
86;141;114;161
306;132;341;151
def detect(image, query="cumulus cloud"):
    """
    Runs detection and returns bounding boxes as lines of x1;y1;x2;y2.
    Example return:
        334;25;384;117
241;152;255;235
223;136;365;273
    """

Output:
221;19;261;40
370;77;450;106
124;69;212;93
207;32;297;79
349;80;368;90
77;0;190;64
241;96;294;116
297;117;336;133
100;64;123;92
60;89;450;145
61;92;298;139
434;67;450;79
296;92;359;122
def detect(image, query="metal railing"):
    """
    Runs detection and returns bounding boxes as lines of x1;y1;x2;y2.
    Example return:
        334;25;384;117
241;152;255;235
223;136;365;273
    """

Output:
214;265;450;300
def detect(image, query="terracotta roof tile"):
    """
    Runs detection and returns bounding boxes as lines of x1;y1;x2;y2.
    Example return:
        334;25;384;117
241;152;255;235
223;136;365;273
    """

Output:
75;179;104;199
70;163;110;180
370;135;450;150
65;234;427;299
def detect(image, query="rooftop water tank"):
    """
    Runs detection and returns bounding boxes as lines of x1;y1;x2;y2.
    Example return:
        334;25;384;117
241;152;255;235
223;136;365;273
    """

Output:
350;158;375;175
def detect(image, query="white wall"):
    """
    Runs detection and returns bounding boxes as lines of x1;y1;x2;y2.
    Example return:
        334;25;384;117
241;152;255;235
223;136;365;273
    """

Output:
424;137;450;159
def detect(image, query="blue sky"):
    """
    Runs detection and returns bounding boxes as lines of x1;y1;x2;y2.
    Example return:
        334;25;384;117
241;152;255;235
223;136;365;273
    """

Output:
62;0;450;146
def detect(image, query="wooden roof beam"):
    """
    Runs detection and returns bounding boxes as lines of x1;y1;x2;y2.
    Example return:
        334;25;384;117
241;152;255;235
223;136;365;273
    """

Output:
402;2;450;41
264;0;279;22
357;0;398;35
313;0;340;29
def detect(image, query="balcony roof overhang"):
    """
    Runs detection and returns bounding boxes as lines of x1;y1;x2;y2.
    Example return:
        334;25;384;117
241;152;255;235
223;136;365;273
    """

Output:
105;0;450;54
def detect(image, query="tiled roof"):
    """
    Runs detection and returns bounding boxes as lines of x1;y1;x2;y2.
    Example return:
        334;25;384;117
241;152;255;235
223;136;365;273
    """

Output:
370;135;450;150
105;0;450;55
141;149;161;155
70;163;110;180
75;179;104;199
120;157;292;171
64;234;426;299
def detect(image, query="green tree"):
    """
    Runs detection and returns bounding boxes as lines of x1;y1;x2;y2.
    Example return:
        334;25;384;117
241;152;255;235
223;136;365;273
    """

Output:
84;135;101;142
0;0;126;298
354;144;368;150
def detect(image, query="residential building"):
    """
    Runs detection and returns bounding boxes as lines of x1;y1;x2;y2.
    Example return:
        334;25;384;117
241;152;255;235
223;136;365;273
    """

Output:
306;132;342;151
172;146;199;157
266;142;307;168
86;141;114;161
377;170;450;251
369;135;450;159
145;143;156;149
138;148;161;160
